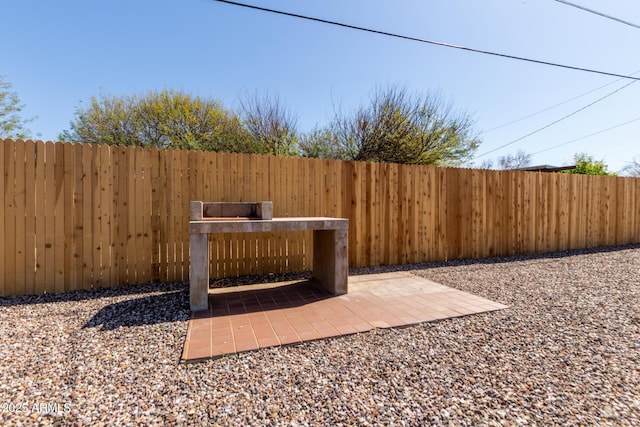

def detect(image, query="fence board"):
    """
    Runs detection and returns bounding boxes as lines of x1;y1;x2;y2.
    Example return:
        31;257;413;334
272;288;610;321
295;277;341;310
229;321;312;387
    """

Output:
576;175;587;249
505;171;516;256
230;152;240;274
375;163;385;264
34;141;47;294
635;179;640;240
514;172;524;255
557;173;569;251
88;143;100;287
142;147;153;282
210;152;223;277
396;164;407;265
42;142;55;292
134;148;147;282
347;162;359;266
364;162;374;265
79;143;93;288
434;167;447;260
593;176;604;247
62;143;76;290
254;154;269;275
243;154;256;274
567;174;579;250
149;148;161;282
620;178;630;245
235;152;246;274
116;146;130;284
424;167;437;261
156;149;168;280
523;172;536;254
266;153;276;272
417;166;428;261
509;171;519;255
445;167;461;260
53;142;65;292
98;145;113;287
127;147;139;283
289;156;300;270
14;141;26;295
459;168;473;259
539;173;549;252
70;143;84;289
24;141;36;295
282;155;292;272
42;142;56;293
3;141;16;296
388;163;400;265
164;149;177;280
179;149;191;279
0;140;5;295
608;177;618;246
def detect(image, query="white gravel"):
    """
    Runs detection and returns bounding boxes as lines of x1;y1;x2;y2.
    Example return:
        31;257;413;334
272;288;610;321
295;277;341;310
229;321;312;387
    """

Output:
1;245;638;426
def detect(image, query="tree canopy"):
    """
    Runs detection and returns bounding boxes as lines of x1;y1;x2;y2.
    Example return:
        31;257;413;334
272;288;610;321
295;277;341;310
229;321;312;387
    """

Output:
0;75;33;139
59;90;257;152
621;157;640;177
562;153;615;176
59;86;482;164
478;150;532;170
240;92;299;156
299;86;481;166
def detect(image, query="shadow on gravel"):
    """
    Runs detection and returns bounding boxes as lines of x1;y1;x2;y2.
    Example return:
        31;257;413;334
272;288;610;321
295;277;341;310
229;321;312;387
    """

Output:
83;289;189;330
348;243;640;276
0;281;188;308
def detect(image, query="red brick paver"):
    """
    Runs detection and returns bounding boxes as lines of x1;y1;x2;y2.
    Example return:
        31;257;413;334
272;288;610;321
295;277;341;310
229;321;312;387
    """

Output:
182;272;508;362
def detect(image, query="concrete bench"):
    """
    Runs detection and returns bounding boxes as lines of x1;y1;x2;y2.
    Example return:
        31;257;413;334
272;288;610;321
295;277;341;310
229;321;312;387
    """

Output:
189;201;348;311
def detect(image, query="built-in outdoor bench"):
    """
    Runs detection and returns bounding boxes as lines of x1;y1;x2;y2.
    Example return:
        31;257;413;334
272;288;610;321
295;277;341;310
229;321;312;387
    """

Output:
189;201;348;311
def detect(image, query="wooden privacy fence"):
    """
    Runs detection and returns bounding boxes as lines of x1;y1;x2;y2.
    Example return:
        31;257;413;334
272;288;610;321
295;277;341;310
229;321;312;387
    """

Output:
1;138;639;297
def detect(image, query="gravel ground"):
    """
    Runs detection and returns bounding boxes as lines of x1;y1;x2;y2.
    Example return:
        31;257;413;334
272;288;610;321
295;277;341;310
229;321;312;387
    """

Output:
1;245;639;426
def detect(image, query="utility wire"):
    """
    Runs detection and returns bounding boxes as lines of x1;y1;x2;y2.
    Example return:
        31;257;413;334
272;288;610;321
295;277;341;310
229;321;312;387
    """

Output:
531;116;640;155
484;70;640;133
475;79;638;158
553;0;640;29
212;0;640;81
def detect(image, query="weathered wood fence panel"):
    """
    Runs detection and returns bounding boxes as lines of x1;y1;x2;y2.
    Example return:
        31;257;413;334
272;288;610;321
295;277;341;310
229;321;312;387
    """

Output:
1;138;639;296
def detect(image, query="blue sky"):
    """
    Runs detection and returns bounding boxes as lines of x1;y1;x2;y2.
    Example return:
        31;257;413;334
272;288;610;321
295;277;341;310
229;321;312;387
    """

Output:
2;0;639;172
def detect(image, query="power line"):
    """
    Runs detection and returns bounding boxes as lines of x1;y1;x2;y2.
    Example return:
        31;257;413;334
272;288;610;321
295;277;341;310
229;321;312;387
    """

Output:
531;116;640;155
484;70;640;133
212;0;640;81
474;78;638;158
553;0;640;29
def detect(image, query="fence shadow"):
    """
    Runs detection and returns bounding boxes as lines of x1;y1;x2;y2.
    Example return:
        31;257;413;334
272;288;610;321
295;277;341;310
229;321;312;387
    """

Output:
0;281;188;308
349;243;640;275
83;289;189;330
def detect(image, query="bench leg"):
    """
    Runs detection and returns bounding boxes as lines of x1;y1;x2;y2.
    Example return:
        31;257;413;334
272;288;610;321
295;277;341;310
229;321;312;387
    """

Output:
312;228;348;295
189;233;209;311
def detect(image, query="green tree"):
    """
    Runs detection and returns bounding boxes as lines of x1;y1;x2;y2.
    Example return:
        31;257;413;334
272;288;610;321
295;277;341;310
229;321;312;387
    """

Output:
299;127;341;159
0;75;33;139
304;86;480;165
239;92;299;156
563;153;615;176
60;90;255;152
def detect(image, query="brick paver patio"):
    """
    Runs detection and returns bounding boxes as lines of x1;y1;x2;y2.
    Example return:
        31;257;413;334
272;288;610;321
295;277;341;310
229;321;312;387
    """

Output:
182;272;508;362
